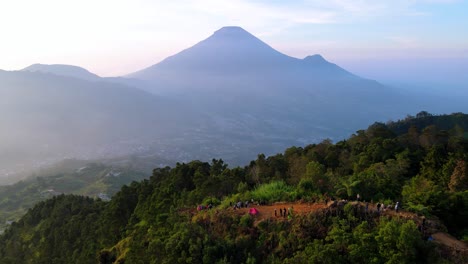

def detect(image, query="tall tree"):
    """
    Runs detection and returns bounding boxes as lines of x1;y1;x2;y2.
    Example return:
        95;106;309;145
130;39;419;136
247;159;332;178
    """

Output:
449;160;468;192
336;177;361;199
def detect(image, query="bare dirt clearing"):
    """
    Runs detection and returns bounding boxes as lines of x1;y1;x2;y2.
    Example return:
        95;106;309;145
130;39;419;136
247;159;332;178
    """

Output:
230;202;327;220
218;201;468;253
194;200;468;255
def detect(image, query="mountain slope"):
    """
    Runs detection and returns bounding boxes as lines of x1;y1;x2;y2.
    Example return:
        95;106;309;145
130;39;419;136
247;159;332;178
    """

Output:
125;26;415;149
0;70;195;175
129;26;354;80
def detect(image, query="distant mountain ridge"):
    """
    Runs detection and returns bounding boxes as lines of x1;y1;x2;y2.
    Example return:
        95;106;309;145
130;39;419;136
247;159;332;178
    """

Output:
22;63;101;81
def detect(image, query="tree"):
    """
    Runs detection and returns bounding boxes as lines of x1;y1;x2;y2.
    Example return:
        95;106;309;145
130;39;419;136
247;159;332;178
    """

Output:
376;219;422;264
419;145;447;183
402;175;443;215
416;111;432;118
407;125;420;146
449;160;468;192
304;161;329;193
419;125;439;149
336;177;361;199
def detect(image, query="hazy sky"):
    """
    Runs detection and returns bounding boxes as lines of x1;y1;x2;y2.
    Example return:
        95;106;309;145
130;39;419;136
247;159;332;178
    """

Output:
0;0;467;77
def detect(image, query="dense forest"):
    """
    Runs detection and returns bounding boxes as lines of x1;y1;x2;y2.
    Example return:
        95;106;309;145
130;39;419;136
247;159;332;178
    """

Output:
1;112;467;263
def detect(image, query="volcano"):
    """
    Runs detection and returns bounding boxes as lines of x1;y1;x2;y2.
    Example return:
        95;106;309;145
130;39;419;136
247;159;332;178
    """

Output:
129;26;353;79
125;26;412;151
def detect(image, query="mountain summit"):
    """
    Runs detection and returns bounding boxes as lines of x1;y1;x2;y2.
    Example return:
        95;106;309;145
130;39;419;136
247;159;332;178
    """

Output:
210;26;264;42
203;26;282;55
303;54;327;64
129;26;348;79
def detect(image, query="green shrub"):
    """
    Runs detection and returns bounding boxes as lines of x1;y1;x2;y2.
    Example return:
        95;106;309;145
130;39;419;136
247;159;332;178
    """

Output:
237;182;249;193
218;193;248;209
298;179;314;192
239;214;253;228
202;196;220;206
405;202;430;216
250;181;295;203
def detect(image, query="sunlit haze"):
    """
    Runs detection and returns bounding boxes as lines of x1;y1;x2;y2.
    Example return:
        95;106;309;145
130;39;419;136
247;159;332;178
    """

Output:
0;0;467;77
2;2;468;260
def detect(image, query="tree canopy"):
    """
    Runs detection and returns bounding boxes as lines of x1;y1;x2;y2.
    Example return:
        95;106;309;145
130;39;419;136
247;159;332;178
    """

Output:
1;112;468;263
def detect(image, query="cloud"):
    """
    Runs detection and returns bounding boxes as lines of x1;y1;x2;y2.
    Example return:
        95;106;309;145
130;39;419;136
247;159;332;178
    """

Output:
174;0;461;33
0;0;465;75
189;0;338;26
419;0;461;3
386;36;422;48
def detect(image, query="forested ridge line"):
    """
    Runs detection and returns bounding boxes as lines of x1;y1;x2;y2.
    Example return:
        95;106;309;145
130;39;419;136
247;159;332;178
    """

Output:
1;112;468;264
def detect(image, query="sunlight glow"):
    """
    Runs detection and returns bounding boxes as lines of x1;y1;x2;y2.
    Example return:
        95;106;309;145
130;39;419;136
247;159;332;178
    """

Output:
0;0;466;76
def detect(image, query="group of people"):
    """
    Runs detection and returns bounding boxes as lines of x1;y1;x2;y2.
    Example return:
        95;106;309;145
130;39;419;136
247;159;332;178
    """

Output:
376;201;400;213
196;204;213;211
230;199;269;210
345;197;401;214
232;200;251;209
274;207;293;219
356;194;401;214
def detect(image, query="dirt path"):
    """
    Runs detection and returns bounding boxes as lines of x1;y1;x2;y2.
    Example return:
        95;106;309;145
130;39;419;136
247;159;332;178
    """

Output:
196;201;468;253
229;202;327;221
432;232;468;251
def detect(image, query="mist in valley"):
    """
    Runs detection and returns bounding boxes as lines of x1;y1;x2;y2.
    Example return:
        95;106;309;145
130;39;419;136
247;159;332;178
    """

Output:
1;27;467;185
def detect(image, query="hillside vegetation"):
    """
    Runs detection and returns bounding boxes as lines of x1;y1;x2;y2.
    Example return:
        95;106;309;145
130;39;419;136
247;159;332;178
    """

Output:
1;112;468;263
0;162;147;233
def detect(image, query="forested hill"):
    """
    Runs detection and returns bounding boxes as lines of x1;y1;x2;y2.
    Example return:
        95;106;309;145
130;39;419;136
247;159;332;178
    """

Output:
1;112;468;263
387;111;468;135
0;162;147;234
